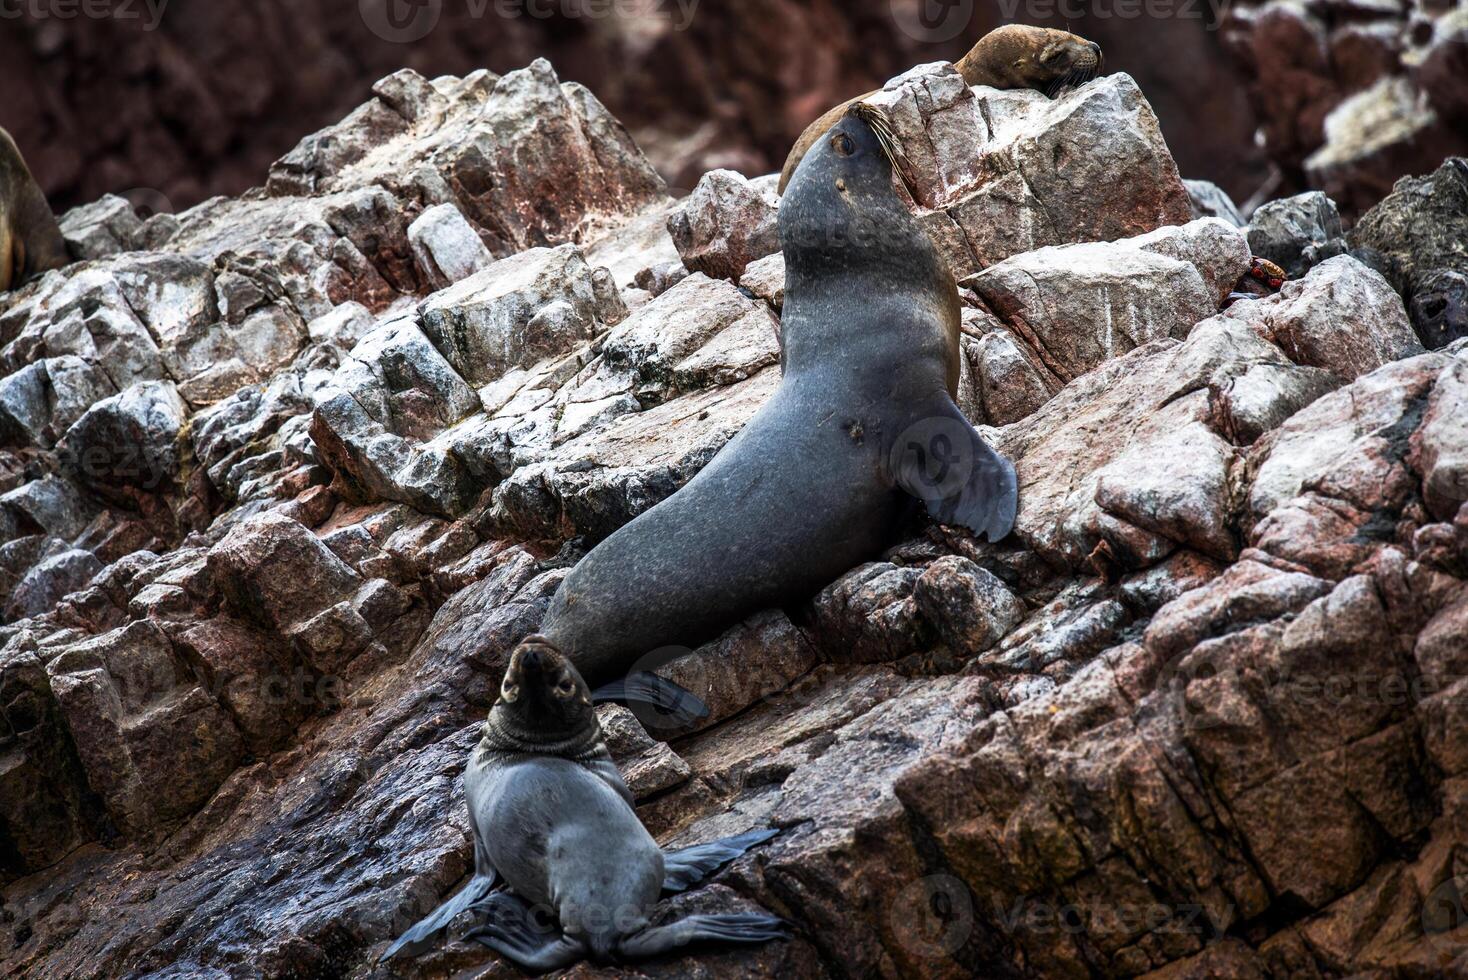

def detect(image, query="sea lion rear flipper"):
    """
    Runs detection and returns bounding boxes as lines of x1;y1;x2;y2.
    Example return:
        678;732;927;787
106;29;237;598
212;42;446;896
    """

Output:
465;892;585;972
890;398;1019;542
661;828;781;894
592;672;710;731
617;913;791;958
379;870;498;962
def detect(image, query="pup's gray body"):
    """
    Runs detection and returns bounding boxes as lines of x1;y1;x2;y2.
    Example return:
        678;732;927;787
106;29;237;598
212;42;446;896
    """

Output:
464;718;662;961
381;638;784;970
541;107;1018;689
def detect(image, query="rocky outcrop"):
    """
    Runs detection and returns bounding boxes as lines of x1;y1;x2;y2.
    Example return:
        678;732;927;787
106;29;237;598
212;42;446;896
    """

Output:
1350;157;1468;349
1221;0;1468;213
2;54;1467;980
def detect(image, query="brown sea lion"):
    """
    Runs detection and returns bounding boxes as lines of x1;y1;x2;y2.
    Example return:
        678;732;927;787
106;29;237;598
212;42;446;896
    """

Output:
0;128;69;292
777;24;1104;193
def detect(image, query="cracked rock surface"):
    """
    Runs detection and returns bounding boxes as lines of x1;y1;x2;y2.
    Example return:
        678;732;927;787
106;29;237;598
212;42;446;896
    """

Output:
1;58;1466;980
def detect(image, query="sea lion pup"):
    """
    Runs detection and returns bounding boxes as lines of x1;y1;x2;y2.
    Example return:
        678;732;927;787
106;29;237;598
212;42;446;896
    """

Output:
778;24;1103;193
381;636;787;969
539;105;1018;692
0;128;69;292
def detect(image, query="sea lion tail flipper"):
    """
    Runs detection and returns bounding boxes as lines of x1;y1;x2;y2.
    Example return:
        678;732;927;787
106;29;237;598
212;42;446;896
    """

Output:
892;398;1019;543
661;828;781;894
378;870;498;962
618;913;791;958
464;892;585;972
591;672;710;731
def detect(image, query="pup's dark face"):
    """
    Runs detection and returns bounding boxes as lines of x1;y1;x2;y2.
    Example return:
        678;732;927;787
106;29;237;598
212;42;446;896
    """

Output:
494;636;595;738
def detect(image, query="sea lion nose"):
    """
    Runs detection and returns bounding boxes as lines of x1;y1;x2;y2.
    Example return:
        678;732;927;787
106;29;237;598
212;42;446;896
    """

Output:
521;647;543;671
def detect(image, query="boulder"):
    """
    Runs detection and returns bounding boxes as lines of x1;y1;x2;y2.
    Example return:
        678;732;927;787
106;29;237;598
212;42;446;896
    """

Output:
0;639;100;879
57;194;144;260
44;621;245;838
667;170;781;282
1409;269;1468;350
1350;157;1468;348
1215;255;1423;380
999;315;1332;571
650;610;819;734
418;244;626;389
6;549;104;621
1185;178;1245;226
1246;191;1347;279
406;203;495;291
961;325;1057;426
207;512;362;633
912;557;1026;655
58;381;189;502
866;66;1192;276
966;219;1250;383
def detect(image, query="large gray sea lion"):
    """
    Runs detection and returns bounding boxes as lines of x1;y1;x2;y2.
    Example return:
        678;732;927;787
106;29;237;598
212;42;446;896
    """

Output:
0;128;69;292
778;24;1104;194
381;637;786;969
539;104;1018;694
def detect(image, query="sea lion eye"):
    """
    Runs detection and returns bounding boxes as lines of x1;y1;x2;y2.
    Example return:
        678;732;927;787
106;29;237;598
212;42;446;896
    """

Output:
831;133;856;157
555;676;576;698
501;680;519;702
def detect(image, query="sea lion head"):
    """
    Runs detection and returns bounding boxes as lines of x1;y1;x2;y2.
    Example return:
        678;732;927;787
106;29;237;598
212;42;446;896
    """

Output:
779;106;929;279
958;24;1103;98
491;635;597;745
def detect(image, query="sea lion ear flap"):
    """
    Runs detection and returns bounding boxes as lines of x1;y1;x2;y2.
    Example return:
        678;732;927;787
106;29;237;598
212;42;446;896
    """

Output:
888;399;1019;543
591;672;710;732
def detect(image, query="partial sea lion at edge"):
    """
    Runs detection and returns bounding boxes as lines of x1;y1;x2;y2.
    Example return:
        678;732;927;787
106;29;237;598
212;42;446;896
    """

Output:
0;128;70;292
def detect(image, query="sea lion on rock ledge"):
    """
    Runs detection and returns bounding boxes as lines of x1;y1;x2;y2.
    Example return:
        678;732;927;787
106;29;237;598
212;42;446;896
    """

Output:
381;636;786;969
539;104;1018;694
778;24;1104;193
0;128;70;292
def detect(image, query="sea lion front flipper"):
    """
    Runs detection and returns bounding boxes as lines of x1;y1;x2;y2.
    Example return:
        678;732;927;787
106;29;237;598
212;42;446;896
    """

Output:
591;672;710;731
379;869;499;962
661;828;781;894
890;398;1019;543
617;913;791;958
465;892;585;972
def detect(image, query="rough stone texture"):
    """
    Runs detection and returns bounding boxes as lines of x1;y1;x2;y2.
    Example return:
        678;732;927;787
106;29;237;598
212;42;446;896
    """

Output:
966;219;1250;384
1245;191;1347;278
1;56;1464;980
1350;157;1468;350
667;170;780;282
418;244;628;389
1210;254;1425;381
1185;178;1245;227
865;66;1194;279
407;203;496;292
1222;0;1468;214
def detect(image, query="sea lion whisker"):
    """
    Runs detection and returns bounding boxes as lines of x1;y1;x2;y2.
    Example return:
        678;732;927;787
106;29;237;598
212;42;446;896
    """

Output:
851;102;914;195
